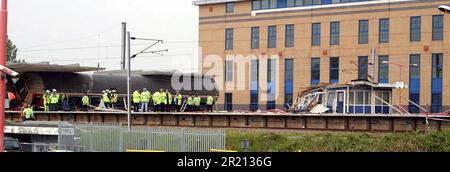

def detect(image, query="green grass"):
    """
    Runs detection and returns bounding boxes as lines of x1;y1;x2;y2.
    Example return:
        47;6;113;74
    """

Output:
225;130;450;152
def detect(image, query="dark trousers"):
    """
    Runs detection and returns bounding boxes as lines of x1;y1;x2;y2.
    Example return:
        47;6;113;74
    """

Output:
160;104;165;112
187;105;192;112
83;105;90;111
194;106;199;111
176;105;181;112
153;104;159;112
50;103;58;111
166;104;171;112
207;105;213;112
133;103;139;112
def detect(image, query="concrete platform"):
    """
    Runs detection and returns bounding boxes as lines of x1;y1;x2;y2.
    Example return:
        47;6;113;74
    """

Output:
5;111;450;132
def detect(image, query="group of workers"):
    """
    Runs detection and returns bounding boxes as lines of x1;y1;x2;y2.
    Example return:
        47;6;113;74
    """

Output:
36;88;217;115
42;89;69;111
101;89;118;109
132;88;218;112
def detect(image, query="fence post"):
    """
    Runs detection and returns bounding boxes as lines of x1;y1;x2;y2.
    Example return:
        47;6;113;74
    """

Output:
119;126;124;152
180;128;186;152
89;122;93;152
147;128;153;150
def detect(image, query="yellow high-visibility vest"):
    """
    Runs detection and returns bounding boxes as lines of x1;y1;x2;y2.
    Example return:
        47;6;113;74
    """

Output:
133;91;141;103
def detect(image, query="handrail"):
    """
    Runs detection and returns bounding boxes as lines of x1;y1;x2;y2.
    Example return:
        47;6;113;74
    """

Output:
372;93;404;115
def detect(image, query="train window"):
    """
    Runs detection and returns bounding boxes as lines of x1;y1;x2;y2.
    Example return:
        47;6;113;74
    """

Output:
349;91;354;105
364;91;371;105
327;93;335;107
355;91;364;105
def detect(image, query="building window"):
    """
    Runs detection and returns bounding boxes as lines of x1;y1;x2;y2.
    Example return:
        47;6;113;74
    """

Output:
251;27;260;49
287;0;295;7
358;56;368;80
253;0;262;10
224;93;233;111
432;15;444;41
431;53;443;113
312;23;321;46
225;60;233;82
268;25;277;48
225;28;233;50
250;60;259;111
330;21;340;45
261;0;270;9
285;25;294;48
358;20;369;44
267;59;276;110
311;58;320;85
409;54;420;113
379;18;389;43
252;0;377;10
285;59;294;107
378;55;389;83
410;16;421;42
329;57;339;83
226;2;234;13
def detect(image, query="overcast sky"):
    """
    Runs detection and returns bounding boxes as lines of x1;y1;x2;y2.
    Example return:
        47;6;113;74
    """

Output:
9;0;199;72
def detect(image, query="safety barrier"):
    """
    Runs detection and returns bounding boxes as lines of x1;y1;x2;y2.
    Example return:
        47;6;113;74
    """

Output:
58;122;226;152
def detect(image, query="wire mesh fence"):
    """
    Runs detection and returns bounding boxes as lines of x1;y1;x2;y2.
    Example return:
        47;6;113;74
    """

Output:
58;122;226;152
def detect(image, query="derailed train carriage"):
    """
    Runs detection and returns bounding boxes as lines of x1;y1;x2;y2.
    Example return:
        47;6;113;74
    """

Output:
288;80;418;115
6;63;218;111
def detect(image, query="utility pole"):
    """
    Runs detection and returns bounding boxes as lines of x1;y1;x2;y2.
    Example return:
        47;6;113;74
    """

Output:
121;22;127;70
126;33;167;131
127;32;131;131
0;0;7;152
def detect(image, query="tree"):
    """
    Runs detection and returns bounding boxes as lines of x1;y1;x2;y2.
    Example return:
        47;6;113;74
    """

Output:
7;37;24;63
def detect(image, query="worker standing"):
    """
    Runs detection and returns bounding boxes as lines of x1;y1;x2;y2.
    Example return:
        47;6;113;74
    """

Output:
60;93;69;111
43;90;50;111
23;104;35;121
186;94;193;112
152;90;160;112
165;89;172;112
103;90;110;109
175;91;183;112
82;93;90;111
132;89;141;112
140;88;151;112
111;89;118;109
159;89;167;112
193;94;201;112
50;89;60;111
207;95;214;112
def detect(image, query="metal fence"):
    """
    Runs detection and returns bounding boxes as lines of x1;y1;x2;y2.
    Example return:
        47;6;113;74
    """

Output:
58;122;226;152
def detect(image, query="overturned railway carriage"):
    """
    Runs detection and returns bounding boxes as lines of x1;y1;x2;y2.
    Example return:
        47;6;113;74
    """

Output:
290;80;422;115
6;63;218;111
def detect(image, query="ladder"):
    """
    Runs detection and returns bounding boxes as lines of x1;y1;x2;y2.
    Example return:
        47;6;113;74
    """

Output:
180;99;188;112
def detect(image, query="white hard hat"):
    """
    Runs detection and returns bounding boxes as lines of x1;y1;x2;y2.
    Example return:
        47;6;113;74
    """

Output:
52;89;56;92
46;90;50;93
102;90;106;93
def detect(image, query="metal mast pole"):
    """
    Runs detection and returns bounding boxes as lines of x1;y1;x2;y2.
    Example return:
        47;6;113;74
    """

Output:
121;22;127;70
0;0;8;152
127;32;131;131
